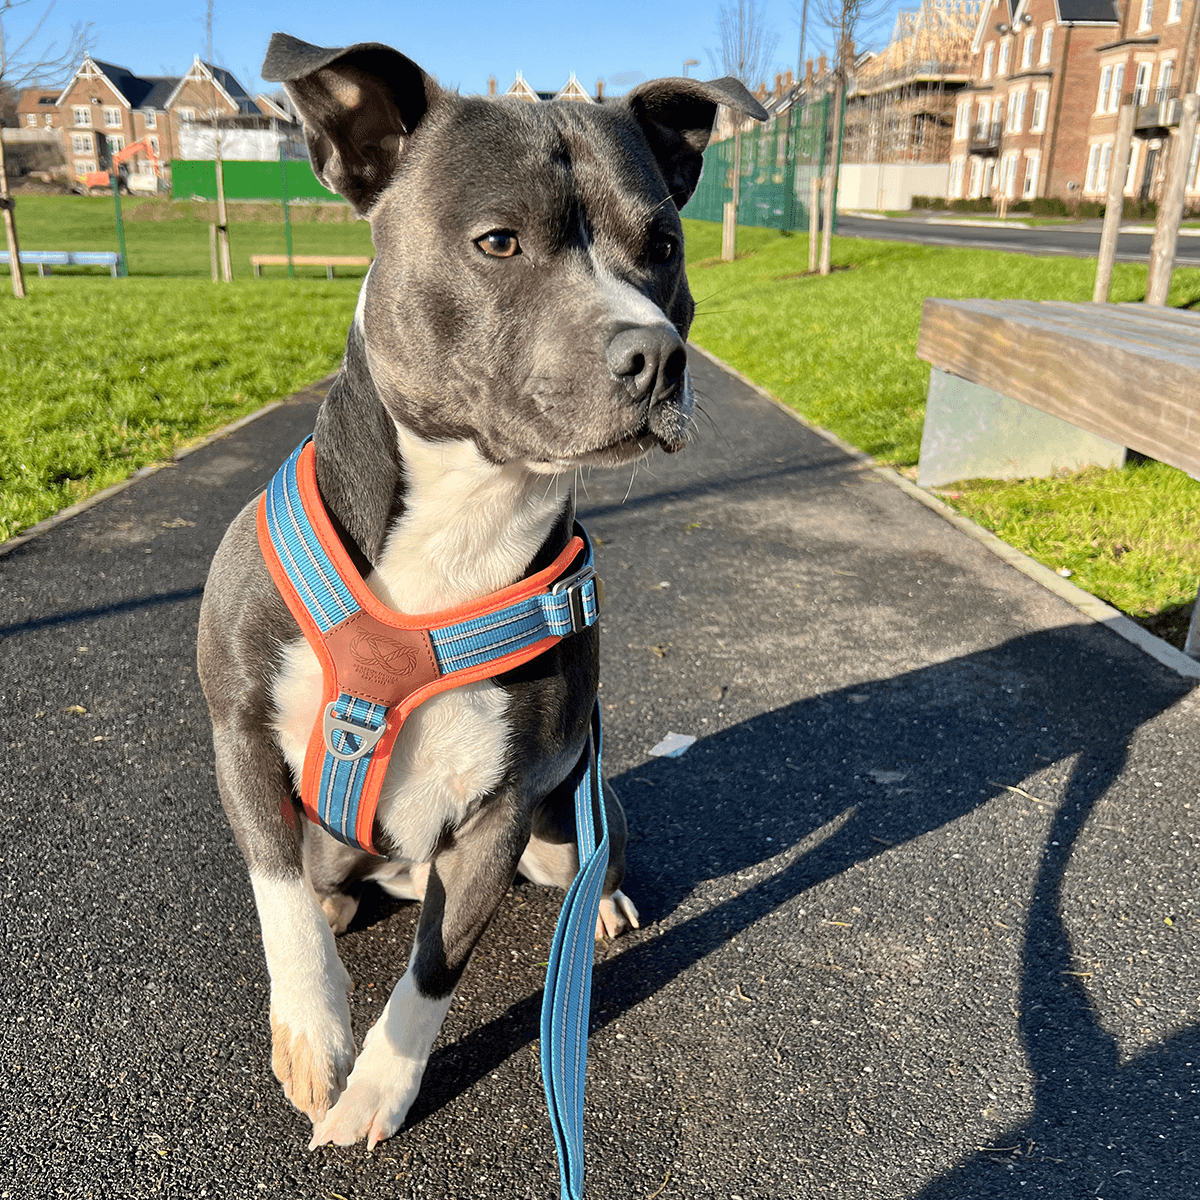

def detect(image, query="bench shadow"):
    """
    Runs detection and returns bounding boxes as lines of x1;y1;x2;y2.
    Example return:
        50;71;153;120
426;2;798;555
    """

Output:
403;621;1195;1170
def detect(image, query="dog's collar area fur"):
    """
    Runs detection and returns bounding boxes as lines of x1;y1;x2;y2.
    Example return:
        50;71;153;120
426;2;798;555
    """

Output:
258;436;599;854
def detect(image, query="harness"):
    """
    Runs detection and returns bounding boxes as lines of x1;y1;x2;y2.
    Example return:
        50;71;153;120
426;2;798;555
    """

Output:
258;436;608;1198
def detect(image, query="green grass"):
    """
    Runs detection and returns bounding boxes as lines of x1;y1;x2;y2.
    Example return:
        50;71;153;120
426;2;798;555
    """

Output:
10;194;372;277
682;219;1200;642
0;275;359;539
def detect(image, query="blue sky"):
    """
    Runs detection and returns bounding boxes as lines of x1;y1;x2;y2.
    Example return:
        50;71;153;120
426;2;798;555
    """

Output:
2;0;902;100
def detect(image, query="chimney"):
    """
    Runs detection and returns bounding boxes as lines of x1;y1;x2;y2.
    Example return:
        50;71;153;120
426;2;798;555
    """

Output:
755;81;767;100
818;54;828;78
487;75;497;96
805;58;814;88
596;79;605;99
785;69;794;89
775;72;783;97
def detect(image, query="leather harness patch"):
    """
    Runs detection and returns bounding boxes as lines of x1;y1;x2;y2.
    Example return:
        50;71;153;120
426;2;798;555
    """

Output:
322;609;441;707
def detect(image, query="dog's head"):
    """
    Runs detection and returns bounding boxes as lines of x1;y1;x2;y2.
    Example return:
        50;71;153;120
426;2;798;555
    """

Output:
263;34;766;470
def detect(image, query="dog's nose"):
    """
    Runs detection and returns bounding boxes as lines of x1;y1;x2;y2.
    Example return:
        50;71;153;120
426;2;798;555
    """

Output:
606;326;687;406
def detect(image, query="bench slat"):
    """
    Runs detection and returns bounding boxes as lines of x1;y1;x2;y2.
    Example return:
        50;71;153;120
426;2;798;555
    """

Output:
916;298;1200;478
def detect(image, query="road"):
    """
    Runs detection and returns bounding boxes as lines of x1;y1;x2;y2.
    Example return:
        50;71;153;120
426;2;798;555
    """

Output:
839;213;1200;267
2;353;1198;1198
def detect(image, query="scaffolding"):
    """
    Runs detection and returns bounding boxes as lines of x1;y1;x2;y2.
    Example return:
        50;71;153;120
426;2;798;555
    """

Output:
842;0;981;164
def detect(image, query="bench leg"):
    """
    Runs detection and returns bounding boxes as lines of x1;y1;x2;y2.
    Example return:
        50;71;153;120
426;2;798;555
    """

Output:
254;264;261;278
38;263;47;277
326;264;334;280
1186;582;1200;662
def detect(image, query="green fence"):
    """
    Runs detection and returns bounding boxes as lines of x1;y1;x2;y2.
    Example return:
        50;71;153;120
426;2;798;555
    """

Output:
170;159;335;202
682;95;837;233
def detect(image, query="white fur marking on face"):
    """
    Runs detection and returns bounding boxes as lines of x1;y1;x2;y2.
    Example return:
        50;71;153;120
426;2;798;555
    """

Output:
309;969;454;1150
590;256;675;330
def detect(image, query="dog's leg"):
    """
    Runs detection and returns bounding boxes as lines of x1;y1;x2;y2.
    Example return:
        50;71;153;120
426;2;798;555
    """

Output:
212;727;356;1123
309;799;526;1150
518;778;641;940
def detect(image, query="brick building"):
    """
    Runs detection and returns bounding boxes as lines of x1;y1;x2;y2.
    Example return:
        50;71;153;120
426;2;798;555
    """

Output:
946;0;1200;206
15;56;290;189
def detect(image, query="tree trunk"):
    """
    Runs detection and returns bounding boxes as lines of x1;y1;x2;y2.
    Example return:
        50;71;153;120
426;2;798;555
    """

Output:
820;79;844;277
0;137;27;300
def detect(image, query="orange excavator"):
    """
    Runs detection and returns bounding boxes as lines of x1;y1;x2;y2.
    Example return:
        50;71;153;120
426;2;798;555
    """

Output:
82;137;162;191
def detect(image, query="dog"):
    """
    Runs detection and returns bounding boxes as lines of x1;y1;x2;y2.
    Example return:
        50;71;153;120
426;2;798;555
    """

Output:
197;31;765;1152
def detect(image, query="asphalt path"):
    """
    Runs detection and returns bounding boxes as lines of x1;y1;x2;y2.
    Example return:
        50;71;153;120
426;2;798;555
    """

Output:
3;351;1199;1198
840;213;1200;267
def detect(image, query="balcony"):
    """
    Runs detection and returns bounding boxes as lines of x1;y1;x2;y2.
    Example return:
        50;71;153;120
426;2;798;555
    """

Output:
1130;86;1180;132
967;121;1003;156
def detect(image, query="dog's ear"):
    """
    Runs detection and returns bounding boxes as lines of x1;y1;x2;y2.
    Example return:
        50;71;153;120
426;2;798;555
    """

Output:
624;78;768;209
262;32;437;214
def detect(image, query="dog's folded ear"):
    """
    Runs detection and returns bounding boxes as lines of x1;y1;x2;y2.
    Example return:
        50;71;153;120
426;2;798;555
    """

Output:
262;32;437;214
624;78;768;210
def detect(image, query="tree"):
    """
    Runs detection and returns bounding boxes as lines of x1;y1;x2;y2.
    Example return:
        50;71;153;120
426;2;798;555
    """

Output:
710;0;779;260
814;0;888;274
0;0;92;298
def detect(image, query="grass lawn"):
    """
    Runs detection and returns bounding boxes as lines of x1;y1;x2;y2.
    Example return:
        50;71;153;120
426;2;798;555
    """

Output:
0;275;360;539
682;218;1200;647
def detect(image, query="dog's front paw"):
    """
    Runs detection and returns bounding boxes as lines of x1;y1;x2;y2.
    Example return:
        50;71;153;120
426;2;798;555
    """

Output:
307;1028;422;1152
597;889;640;940
270;965;355;1122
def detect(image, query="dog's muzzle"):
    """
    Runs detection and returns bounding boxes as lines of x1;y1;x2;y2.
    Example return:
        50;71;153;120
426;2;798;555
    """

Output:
607;325;691;453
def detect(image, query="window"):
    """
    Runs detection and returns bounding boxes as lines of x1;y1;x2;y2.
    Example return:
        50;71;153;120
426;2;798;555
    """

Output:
1126;142;1140;192
1031;89;1049;132
71;132;93;154
1133;62;1152;105
178;107;195;123
72;106;91;126
103;107;121;127
1169;0;1183;20
977;103;989;137
44;113;53;127
969;157;982;197
949;158;963;197
1138;0;1154;29
74;160;94;178
25;114;36;126
1098;142;1114;191
1022;33;1034;70
1023;152;1041;198
106;135;125;154
955;102;970;140
1109;64;1125;113
1040;26;1054;64
143;109;156;129
983;44;995;80
998;40;1011;77
1085;144;1103;192
1011;91;1026;133
1157;60;1174;103
148;135;159;154
1189;130;1200;191
1098;66;1113;113
1003;153;1019;198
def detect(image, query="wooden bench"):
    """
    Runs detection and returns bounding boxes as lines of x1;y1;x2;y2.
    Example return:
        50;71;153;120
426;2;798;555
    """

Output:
250;254;372;280
0;250;122;277
915;297;1200;655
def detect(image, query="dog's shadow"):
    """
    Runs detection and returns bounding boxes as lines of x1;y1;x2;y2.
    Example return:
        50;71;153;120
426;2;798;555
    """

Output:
369;620;1195;1179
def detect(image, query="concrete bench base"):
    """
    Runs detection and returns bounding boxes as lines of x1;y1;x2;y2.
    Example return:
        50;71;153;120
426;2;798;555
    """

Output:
917;368;1126;489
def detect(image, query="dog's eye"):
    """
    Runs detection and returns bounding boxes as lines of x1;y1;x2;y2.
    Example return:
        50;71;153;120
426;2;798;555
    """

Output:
648;239;677;265
476;231;521;258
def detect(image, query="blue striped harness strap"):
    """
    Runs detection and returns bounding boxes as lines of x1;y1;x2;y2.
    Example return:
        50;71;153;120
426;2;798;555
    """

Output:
258;436;610;1199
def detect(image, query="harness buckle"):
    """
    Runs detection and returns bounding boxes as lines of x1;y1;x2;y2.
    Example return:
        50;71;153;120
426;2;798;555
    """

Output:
551;564;597;635
323;702;386;762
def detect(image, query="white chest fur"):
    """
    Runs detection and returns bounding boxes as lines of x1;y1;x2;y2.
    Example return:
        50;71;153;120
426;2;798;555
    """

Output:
270;427;567;863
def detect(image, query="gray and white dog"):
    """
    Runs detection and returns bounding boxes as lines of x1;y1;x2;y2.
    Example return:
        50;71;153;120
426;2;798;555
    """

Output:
197;32;765;1151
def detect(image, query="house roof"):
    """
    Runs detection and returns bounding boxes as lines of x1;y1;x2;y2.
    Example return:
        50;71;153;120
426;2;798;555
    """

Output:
1055;0;1119;20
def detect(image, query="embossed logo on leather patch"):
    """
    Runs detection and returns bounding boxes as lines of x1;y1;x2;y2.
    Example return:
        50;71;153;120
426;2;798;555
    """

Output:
349;631;420;676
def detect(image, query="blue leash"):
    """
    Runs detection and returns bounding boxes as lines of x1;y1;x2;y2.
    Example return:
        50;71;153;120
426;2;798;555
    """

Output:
541;705;609;1199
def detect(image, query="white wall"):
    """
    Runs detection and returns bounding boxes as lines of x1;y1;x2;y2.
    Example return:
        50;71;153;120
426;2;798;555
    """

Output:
837;162;951;210
177;126;283;161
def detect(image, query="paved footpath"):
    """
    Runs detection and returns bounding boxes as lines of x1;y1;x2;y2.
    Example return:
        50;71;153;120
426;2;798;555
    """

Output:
2;351;1198;1199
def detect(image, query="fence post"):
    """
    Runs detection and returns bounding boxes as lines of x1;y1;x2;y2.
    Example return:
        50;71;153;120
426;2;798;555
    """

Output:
722;202;737;261
809;174;820;272
1094;102;1136;304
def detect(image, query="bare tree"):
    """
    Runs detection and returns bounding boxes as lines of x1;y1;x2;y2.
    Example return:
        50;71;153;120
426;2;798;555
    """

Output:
0;0;91;297
814;0;888;274
710;0;779;260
